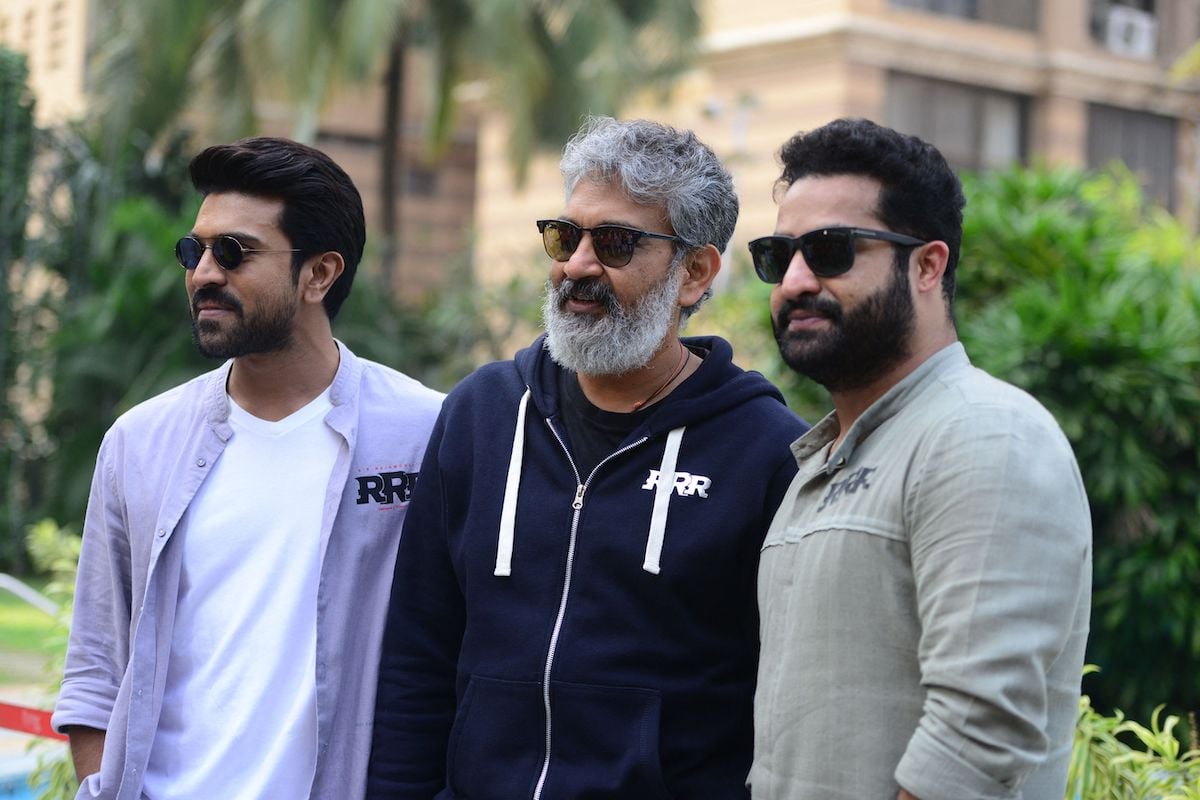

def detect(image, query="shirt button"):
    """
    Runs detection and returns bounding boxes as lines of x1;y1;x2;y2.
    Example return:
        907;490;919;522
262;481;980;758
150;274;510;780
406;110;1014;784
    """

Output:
196;457;207;467
156;528;166;538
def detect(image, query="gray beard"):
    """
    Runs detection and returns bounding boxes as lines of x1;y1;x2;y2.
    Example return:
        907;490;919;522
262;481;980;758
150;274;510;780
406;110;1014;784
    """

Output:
542;268;682;376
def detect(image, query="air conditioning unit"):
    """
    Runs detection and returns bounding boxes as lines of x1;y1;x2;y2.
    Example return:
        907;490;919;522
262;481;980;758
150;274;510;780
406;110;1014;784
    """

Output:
1105;5;1158;59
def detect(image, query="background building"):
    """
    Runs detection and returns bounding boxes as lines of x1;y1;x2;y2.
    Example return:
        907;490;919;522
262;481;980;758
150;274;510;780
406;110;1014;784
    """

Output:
478;0;1200;285
0;0;88;125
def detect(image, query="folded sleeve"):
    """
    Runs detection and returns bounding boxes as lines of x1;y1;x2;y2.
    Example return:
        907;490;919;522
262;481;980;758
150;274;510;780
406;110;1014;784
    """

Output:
895;405;1091;800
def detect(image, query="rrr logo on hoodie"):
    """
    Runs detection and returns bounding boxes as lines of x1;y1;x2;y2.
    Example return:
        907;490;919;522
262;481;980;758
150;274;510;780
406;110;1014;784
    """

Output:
355;470;419;507
641;470;712;498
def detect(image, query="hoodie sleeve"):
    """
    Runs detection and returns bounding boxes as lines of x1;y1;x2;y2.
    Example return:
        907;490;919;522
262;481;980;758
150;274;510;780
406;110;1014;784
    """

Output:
746;405;806;652
368;409;465;798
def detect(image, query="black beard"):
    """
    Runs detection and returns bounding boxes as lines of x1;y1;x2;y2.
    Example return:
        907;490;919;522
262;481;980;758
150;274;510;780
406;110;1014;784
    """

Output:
190;287;295;360
773;266;915;392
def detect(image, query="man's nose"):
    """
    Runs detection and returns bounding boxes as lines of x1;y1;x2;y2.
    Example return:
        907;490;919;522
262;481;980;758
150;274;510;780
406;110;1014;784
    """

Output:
189;246;228;284
777;248;821;297
562;232;606;280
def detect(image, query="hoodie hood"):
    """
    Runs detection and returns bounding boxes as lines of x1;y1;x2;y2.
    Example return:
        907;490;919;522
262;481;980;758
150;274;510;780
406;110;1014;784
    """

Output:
495;334;795;578
513;333;787;436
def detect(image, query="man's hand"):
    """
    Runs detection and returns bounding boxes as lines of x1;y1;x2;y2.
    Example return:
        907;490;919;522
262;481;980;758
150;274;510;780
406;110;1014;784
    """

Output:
66;725;105;782
898;789;919;800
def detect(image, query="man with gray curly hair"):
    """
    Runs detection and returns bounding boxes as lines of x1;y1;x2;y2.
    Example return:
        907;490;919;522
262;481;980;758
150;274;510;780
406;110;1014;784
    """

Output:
368;117;808;799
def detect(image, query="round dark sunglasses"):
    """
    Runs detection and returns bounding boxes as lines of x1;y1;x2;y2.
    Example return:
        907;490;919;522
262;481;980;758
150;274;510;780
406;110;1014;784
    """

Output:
748;227;926;283
536;219;691;268
175;235;300;271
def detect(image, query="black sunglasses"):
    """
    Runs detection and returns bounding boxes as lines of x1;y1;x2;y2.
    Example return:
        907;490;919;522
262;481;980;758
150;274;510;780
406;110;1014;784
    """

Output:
537;219;691;268
175;235;300;271
748;227;926;283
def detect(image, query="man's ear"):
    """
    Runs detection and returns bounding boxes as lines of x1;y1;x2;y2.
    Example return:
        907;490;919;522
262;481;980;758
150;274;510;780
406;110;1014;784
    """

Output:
302;252;345;305
678;243;722;308
912;240;949;296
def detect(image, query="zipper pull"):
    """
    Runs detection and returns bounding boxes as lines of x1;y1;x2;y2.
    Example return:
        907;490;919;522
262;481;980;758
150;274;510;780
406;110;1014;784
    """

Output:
572;484;586;510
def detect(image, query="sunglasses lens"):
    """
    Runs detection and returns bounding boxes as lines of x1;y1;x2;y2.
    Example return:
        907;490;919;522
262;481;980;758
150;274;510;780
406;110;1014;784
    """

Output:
749;237;795;283
211;236;245;270
590;226;638;268
541;221;578;262
176;237;203;269
802;230;855;277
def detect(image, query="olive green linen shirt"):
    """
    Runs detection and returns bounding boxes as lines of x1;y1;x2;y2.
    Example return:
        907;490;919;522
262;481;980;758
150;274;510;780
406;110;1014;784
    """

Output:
751;343;1092;800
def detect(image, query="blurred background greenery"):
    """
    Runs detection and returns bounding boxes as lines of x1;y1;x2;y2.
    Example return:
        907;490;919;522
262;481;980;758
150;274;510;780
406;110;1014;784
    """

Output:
2;1;1200;794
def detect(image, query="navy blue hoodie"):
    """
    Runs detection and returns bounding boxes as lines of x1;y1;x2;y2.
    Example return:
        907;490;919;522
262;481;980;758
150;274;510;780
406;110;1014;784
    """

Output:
368;335;809;799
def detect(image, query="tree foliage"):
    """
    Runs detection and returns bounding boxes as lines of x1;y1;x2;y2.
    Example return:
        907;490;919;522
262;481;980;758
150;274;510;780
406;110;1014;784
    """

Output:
88;0;700;178
0;48;33;261
1;47;37;570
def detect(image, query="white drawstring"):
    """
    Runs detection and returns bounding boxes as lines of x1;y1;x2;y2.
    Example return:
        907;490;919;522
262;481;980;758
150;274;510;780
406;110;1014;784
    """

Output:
494;388;531;576
643;427;685;574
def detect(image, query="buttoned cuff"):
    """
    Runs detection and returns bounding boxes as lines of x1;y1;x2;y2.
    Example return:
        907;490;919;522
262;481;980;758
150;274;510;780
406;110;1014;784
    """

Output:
895;724;1020;800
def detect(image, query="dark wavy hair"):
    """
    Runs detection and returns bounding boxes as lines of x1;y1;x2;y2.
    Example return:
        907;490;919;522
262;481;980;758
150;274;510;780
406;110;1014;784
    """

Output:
775;118;965;304
188;137;365;320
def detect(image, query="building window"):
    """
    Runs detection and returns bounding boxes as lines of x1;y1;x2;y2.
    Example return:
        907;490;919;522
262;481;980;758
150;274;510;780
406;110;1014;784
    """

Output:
47;0;65;70
1087;104;1175;209
886;73;1027;172
890;0;1039;31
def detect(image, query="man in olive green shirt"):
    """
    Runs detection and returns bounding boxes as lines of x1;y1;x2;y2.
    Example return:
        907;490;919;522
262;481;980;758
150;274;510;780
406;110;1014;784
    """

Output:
747;118;1091;800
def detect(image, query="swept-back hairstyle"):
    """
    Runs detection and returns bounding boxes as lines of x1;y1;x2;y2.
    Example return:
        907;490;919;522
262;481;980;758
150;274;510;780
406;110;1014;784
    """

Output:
559;116;739;320
188;137;365;320
775;118;965;303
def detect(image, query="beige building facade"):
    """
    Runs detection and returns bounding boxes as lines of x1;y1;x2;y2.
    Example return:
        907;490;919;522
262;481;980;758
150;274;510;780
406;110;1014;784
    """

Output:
476;0;1200;286
0;0;89;124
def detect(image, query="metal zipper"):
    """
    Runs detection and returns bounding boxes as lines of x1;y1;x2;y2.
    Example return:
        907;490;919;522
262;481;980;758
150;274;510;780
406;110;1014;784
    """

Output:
531;420;648;800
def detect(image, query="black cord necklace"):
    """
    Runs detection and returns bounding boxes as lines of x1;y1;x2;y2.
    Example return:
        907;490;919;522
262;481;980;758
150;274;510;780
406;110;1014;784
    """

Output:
631;341;689;411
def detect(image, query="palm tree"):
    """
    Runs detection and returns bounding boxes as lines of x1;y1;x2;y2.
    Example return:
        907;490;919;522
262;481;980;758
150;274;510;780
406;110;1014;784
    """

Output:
86;0;702;275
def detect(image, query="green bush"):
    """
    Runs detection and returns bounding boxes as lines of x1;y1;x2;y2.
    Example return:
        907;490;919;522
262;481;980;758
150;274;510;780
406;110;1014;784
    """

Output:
1070;670;1200;798
958;166;1200;725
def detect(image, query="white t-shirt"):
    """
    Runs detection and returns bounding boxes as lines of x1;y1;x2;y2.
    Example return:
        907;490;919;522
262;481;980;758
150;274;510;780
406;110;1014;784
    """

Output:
143;389;340;799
